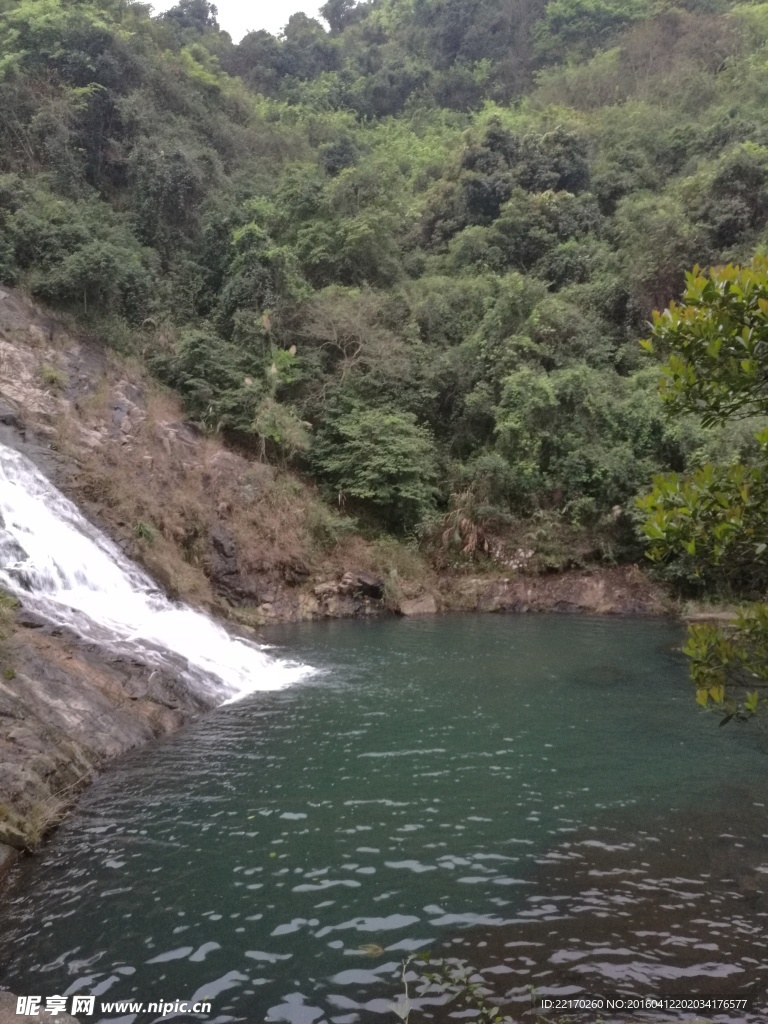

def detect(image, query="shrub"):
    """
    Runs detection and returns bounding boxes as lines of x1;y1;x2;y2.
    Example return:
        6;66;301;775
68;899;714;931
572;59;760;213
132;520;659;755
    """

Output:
312;404;439;531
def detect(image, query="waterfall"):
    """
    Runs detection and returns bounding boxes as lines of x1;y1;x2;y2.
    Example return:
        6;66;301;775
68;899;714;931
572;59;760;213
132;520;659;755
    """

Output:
0;443;311;702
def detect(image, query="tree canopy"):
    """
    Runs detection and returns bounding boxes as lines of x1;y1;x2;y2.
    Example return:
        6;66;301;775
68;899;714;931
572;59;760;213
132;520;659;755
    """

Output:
639;259;768;723
1;0;768;543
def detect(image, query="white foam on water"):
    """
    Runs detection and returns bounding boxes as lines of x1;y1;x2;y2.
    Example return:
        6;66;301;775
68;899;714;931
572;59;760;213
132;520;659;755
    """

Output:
0;443;312;702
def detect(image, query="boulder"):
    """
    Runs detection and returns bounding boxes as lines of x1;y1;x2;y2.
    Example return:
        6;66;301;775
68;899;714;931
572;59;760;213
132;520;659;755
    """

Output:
0;397;24;432
206;525;262;605
476;580;529;613
399;594;438;616
211;524;237;565
355;571;385;598
339;570;384;599
279;558;311;586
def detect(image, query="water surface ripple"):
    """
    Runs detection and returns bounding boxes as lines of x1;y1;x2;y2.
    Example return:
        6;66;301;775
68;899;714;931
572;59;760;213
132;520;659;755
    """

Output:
1;616;767;1024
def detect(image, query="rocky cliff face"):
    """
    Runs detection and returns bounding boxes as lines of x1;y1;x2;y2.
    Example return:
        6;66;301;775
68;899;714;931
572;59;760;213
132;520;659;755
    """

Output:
0;615;211;858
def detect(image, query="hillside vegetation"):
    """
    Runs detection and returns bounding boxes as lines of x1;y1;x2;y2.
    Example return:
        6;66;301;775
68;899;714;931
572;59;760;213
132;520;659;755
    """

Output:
1;0;767;572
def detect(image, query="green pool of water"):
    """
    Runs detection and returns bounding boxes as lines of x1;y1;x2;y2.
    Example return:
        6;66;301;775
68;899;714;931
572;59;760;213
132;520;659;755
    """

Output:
2;615;767;1024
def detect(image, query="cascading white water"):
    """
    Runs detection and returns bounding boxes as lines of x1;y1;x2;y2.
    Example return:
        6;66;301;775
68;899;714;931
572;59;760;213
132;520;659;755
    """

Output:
0;443;311;702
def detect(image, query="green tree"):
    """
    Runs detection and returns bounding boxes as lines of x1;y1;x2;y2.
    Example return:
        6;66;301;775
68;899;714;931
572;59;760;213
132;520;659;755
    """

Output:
533;0;653;63
320;0;365;35
312;405;439;531
162;1;219;33
638;258;768;722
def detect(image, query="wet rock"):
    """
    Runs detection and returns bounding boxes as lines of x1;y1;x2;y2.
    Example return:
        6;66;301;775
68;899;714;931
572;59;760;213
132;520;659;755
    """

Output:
15;609;47;630
208;525;239;593
0;622;214;840
138;553;178;599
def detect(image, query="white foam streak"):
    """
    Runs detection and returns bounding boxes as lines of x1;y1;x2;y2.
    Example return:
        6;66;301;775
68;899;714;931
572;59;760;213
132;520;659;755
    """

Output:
0;444;311;702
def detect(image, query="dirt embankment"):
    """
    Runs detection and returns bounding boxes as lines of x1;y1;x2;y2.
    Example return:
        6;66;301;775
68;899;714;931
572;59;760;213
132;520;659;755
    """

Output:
0;287;671;879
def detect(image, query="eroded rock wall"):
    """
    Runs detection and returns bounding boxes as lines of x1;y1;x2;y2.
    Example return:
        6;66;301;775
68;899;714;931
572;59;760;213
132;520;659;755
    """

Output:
0;616;212;877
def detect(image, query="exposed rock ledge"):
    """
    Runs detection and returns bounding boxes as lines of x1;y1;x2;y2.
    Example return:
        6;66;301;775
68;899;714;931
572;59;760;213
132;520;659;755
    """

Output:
442;564;668;617
0;618;212;882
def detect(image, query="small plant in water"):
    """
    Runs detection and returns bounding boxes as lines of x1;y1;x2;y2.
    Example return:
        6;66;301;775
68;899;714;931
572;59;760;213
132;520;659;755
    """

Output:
389;959;710;1024
392;953;509;1024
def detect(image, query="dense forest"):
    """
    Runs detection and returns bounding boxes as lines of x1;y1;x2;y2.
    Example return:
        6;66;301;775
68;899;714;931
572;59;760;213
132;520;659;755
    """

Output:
1;0;767;568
